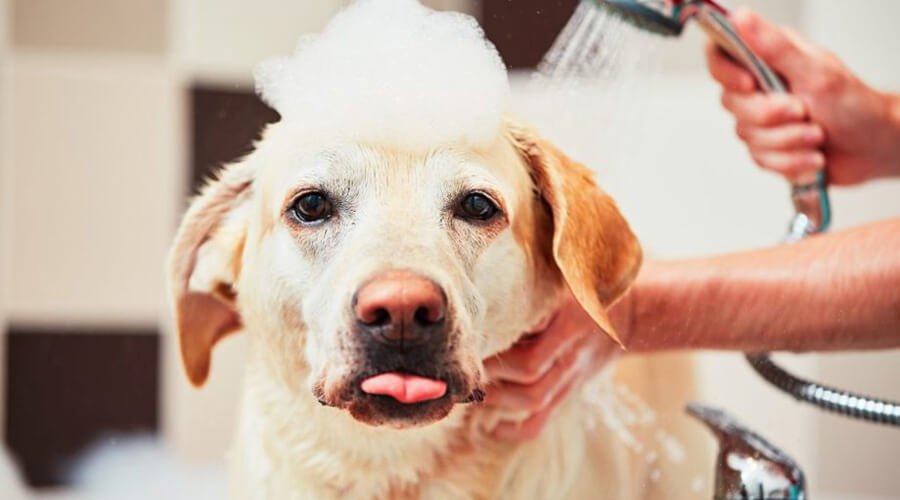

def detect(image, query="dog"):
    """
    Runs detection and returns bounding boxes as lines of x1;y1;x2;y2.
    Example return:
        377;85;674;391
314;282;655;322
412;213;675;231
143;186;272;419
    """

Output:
166;2;696;498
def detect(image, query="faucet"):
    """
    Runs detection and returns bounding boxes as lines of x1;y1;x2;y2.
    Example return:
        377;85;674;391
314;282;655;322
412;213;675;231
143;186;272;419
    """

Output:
686;403;807;500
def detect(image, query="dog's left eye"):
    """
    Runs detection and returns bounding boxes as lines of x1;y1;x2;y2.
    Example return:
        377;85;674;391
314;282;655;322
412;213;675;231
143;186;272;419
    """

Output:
289;191;333;224
456;192;499;221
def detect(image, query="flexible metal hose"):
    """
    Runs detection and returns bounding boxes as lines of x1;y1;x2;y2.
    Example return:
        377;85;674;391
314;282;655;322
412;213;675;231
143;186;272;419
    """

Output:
746;354;900;426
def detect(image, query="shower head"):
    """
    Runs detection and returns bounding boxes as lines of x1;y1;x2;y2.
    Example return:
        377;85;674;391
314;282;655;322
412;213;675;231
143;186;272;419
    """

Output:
592;0;726;38
598;0;686;36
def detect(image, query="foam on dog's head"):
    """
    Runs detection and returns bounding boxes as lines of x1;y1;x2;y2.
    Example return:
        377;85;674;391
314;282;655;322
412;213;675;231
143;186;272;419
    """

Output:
255;0;509;152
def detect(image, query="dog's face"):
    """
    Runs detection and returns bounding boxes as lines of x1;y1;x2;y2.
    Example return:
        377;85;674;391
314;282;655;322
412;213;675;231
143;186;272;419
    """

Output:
167;120;641;428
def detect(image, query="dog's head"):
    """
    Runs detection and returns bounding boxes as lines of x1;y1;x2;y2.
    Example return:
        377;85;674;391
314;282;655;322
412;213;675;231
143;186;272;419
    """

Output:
166;0;640;428
167;120;641;427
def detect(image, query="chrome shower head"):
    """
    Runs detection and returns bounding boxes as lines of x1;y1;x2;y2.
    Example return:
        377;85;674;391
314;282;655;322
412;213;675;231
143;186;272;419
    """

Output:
598;0;687;36
591;0;728;37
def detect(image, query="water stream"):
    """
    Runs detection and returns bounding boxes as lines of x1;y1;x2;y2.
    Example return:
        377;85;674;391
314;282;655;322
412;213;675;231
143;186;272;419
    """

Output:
534;3;706;495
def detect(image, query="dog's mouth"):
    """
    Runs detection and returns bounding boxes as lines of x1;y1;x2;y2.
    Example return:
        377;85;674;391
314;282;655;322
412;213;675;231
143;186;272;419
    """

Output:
316;360;483;427
313;319;484;426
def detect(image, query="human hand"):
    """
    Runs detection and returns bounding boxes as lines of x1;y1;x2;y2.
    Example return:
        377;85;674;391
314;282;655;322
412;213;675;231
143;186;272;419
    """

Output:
706;8;900;185
483;290;629;440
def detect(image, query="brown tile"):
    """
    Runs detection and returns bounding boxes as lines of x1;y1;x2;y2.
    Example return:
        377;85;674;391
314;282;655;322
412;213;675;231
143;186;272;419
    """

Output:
4;326;159;487
191;86;280;193
482;0;578;69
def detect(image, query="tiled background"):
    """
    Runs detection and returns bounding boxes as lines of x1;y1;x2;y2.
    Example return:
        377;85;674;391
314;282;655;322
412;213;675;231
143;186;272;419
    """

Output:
1;0;899;498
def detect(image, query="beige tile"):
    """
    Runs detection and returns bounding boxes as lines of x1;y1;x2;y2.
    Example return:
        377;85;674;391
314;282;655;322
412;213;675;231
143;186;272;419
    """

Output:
8;54;181;324
806;0;900;89
2;0;11;308
1;0;10;438
12;0;166;53
1;0;8;48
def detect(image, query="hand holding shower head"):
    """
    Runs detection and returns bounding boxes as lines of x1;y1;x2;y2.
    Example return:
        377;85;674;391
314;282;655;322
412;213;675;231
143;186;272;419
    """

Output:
591;0;900;421
593;0;831;238
587;0;900;428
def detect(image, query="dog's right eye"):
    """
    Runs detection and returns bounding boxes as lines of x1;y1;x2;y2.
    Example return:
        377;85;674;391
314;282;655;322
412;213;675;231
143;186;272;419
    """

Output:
289;192;333;224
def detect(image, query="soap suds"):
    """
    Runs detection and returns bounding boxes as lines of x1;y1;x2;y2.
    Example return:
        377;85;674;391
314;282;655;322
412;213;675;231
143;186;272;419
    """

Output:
691;475;704;493
655;429;686;464
255;0;510;152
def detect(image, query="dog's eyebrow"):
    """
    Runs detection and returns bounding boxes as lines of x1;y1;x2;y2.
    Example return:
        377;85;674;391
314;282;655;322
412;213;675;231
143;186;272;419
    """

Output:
441;160;513;205
279;150;365;205
315;148;342;164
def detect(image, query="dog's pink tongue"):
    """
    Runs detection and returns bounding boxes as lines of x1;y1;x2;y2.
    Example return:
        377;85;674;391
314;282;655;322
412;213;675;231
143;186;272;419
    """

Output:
361;373;447;403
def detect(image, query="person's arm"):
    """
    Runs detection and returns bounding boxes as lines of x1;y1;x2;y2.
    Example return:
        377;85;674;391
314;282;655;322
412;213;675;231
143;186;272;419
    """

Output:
484;220;900;440
623;218;900;352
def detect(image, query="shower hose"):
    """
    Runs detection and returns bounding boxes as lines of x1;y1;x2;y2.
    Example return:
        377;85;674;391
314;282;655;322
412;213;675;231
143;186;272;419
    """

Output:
746;353;900;426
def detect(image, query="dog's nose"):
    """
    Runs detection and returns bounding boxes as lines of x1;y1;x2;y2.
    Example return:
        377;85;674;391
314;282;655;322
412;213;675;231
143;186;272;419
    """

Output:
353;271;446;347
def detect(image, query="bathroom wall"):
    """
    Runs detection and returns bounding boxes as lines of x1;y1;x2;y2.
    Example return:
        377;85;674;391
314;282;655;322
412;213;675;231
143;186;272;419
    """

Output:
804;1;900;496
1;0;898;497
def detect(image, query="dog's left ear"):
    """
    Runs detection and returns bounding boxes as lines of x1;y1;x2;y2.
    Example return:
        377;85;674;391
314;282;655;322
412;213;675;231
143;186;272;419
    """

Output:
508;122;642;346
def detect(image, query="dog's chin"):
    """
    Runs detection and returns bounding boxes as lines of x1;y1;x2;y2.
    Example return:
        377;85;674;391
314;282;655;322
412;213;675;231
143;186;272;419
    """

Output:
346;393;457;428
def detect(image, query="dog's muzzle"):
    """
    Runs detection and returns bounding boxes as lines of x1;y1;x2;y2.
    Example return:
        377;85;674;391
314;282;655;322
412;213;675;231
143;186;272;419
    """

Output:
314;269;483;426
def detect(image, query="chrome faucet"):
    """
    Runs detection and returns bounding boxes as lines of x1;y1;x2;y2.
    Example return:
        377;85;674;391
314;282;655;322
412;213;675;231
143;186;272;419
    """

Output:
687;403;807;500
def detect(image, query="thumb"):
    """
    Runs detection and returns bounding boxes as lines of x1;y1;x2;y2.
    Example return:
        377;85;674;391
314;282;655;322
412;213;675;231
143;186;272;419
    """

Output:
730;8;812;79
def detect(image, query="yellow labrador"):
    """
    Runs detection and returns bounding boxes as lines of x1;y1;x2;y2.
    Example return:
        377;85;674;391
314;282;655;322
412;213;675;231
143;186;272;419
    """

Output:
168;119;644;499
164;2;696;499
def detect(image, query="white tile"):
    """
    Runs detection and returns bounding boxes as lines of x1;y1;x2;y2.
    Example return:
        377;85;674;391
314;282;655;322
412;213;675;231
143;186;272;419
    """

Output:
7;53;182;324
805;0;900;89
172;0;349;84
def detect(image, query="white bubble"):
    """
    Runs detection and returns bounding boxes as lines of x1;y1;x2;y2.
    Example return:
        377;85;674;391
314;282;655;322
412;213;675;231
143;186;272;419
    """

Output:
655;429;686;464
691;475;704;492
255;0;510;152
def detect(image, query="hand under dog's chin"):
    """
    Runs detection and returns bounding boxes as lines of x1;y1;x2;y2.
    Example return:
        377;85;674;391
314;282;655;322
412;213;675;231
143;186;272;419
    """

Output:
312;367;484;428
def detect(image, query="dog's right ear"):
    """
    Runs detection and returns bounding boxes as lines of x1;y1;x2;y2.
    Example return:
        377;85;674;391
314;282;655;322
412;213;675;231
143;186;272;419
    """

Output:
167;162;254;387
